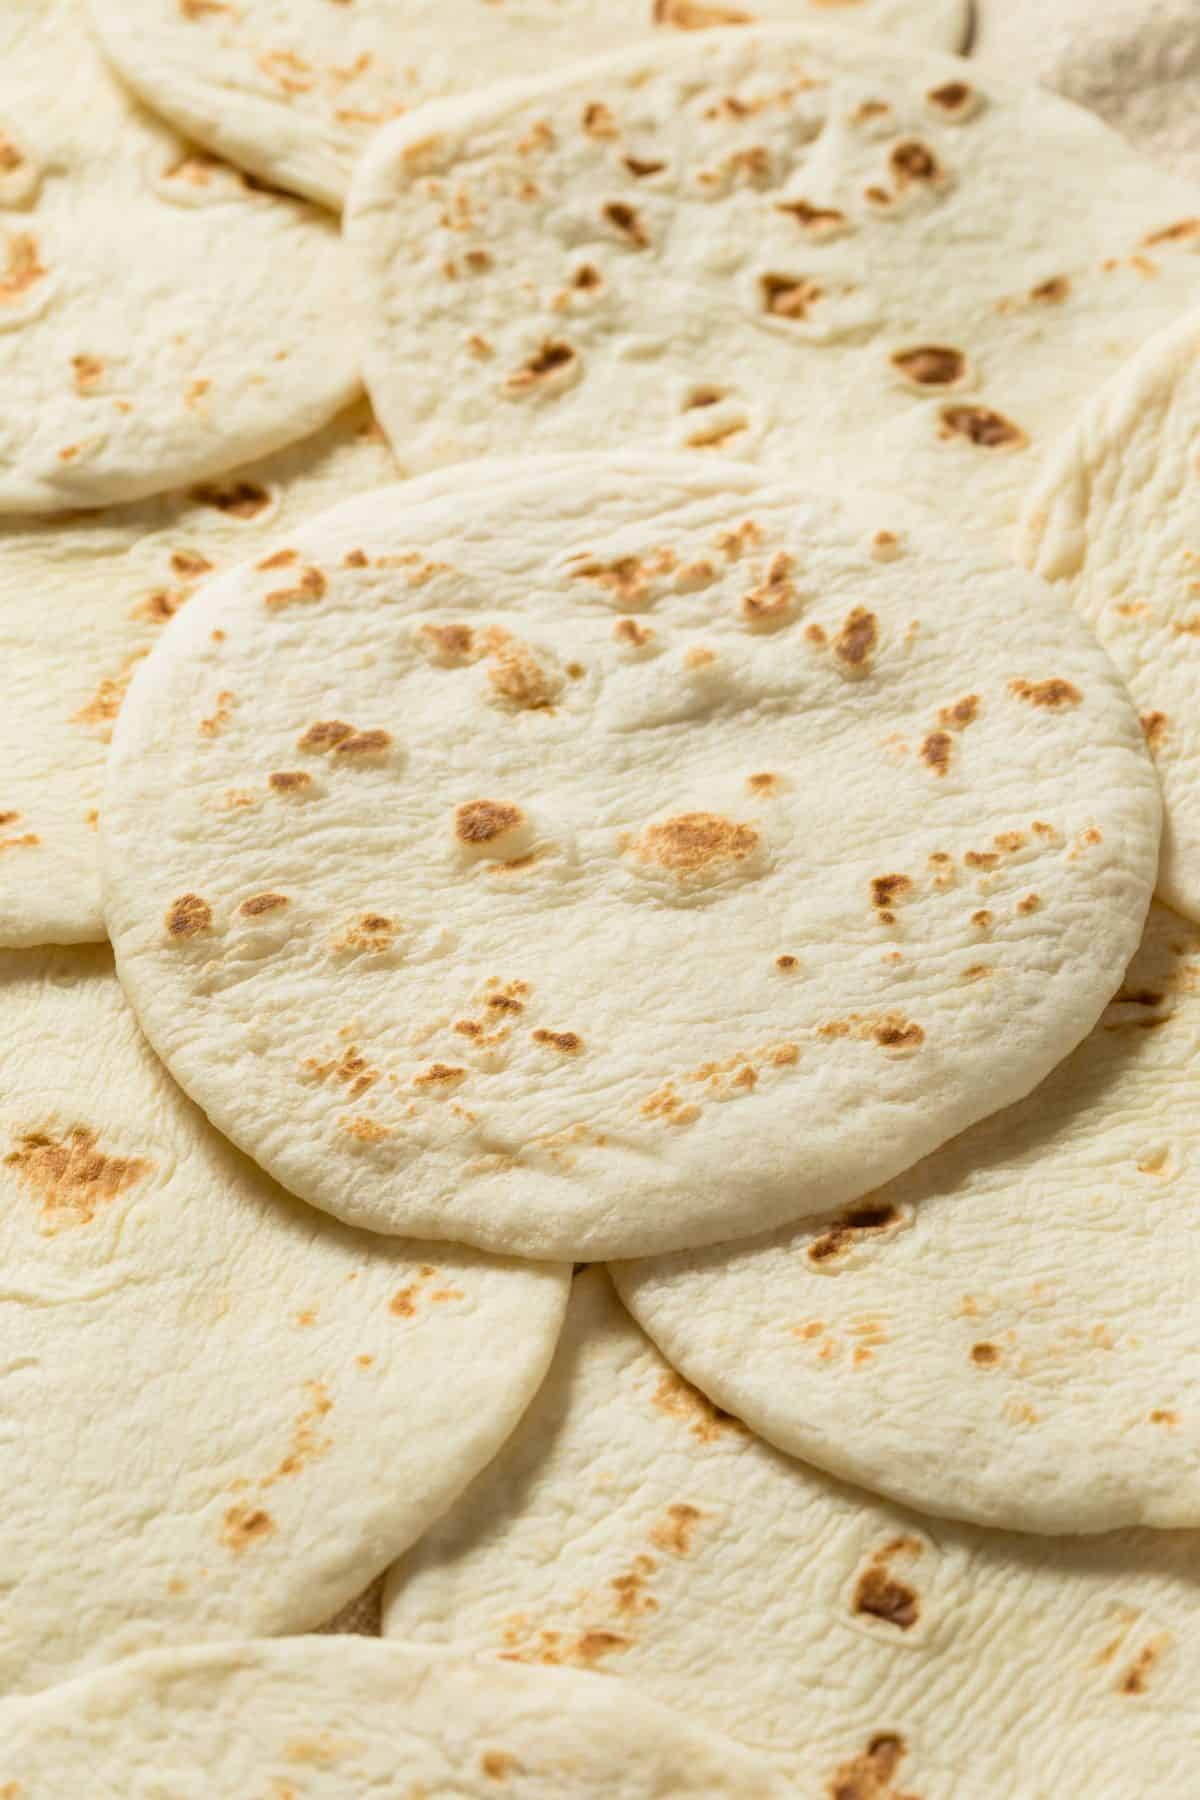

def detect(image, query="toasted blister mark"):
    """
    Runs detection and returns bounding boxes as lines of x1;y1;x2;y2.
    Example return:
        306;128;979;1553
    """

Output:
891;344;966;387
1141;711;1168;751
833;606;878;675
582;101;618;139
239;891;289;918
926;79;980;120
651;1369;745;1440
413;1062;468;1093
165;893;212;939
220;1505;274;1551
487;638;562;711
648;1501;705;1555
420;622;476;665
191;479;273;519
331;912;397;956
1119;1633;1172;1696
614;616;655;650
602;201;649;248
73;653;147;740
870;529;901;562
759;272;823;320
455;799;526;850
852;1536;923;1631
532;1028;583;1054
653;0;753;23
939;405;1028;450
640;1082;701;1127
1009;676;1082;709
889;140;944;189
505;340;578;394
775;199;848;239
263;565;327;611
870;873;912;921
199;690;236;737
631;812;759;878
739;552;797;629
4;1126;154;1229
0;126;39;204
819;1013;925;1052
827;1731;911;1800
808;1201;904;1265
920;729;953;776
0;232;45;309
267;770;313;796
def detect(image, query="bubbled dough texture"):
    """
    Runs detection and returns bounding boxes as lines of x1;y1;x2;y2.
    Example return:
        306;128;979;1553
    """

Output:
0;406;399;950
0;1641;786;1799
618;904;1200;1535
0;946;568;1695
1021;311;1200;925
87;0;968;212
383;1271;1200;1797
346;27;1200;550
0;0;359;513
101;457;1158;1259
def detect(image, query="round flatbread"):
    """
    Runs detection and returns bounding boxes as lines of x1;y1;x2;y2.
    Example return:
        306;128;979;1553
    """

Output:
0;1640;785;1798
0;945;568;1695
0;406;397;950
346;26;1200;549
86;0;969;213
1021;309;1200;924
383;1270;1200;1795
0;0;358;513
616;902;1200;1534
101;455;1158;1259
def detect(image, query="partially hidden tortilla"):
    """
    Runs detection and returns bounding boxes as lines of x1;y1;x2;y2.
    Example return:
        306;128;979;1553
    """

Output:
0;945;568;1695
1021;308;1200;924
0;0;359;512
346;26;1200;550
101;454;1158;1259
0;406;397;950
87;0;969;212
617;902;1200;1535
0;1639;786;1797
383;1270;1200;1796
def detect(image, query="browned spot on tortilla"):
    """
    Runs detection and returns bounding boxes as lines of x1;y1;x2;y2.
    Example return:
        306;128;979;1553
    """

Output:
1030;275;1070;303
808;1202;901;1264
939;694;979;730
332;913;396;954
169;550;213;581
971;1341;1000;1366
180;0;230;15
827;1731;910;1800
0;832;38;851
413;1063;467;1090
747;772;780;794
264;565;327;611
648;1501;704;1555
940;405;1027;449
1141;710;1168;750
1009;677;1081;708
890;140;941;186
776;199;846;232
1016;893;1040;915
1143;219;1200;246
335;728;391;758
165;894;212;938
654;0;752;24
615;616;654;648
624;154;666;178
891;345;964;385
267;1381;334;1483
741;552;796;626
239;892;288;917
298;720;355;753
191;480;271;518
927;79;972;112
199;689;235;737
834;607;878;671
871;874;911;914
71;353;104;391
304;1045;378;1100
760;272;823;318
0;133;24;172
73;658;144;735
853;1540;921;1630
1120;1635;1171;1695
651;1371;743;1441
634;812;758;875
268;770;312;795
582;101;617;138
1150;1409;1179;1426
488;640;557;709
421;623;475;663
456;799;523;844
776;954;798;971
5;1126;154;1227
481;1752;518;1781
220;1505;274;1550
532;1029;583;1053
258;548;297;571
0;811;19;826
340;1116;390;1143
506;339;576;391
0;232;45;304
920;731;952;776
133;587;188;622
602;201;648;248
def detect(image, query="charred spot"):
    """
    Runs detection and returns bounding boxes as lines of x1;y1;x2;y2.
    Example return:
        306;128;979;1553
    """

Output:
1115;987;1164;1007
603;202;648;247
481;1752;517;1781
889;140;941;185
624;154;666;178
505;339;577;390
809;1202;901;1264
165;893;212;938
891;345;965;386
827;1732;908;1800
834;607;878;671
853;1566;919;1631
971;1341;1000;1366
1141;710;1168;750
1030;275;1070;303
239;892;288;917
760;272;823;319
920;731;952;776
652;1370;742;1441
190;480;271;519
776;954;798;971
258;548;297;571
740;552;796;626
634;811;758;875
940;405;1027;450
871;874;911;912
927;79;973;113
1143;219;1200;246
1009;677;1082;708
268;770;312;793
298;720;354;753
532;1028;583;1053
776;199;846;232
573;262;602;290
939;694;979;730
456;799;524;844
334;729;391;757
413;1063;467;1090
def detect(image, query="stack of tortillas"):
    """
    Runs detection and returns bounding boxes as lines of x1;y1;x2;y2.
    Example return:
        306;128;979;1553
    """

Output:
2;0;1199;1792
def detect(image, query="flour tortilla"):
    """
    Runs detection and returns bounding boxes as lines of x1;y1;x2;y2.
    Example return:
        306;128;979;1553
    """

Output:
101;454;1157;1259
0;0;359;513
0;946;568;1695
383;1270;1200;1795
347;26;1200;550
87;0;969;214
976;0;1200;185
1020;310;1200;925
616;902;1200;1535
0;1640;785;1798
0;407;398;949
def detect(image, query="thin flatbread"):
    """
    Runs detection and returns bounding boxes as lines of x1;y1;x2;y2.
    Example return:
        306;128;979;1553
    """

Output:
346;26;1200;549
383;1271;1200;1796
1021;308;1200;923
0;407;397;949
101;455;1157;1258
0;1639;786;1797
617;902;1200;1534
0;0;358;512
87;0;969;212
0;946;568;1694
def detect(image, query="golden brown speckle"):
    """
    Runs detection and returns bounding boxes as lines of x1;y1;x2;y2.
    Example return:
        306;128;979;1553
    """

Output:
165;894;212;938
268;770;312;794
633;811;758;875
760;272;823;319
5;1126;154;1228
456;799;524;844
532;1029;583;1053
1009;677;1082;708
971;1341;1000;1366
834;607;878;672
891;345;965;386
220;1505;275;1551
940;406;1027;450
239;891;288;917
263;565;327;611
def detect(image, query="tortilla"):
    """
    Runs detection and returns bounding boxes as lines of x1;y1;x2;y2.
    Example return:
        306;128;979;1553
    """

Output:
617;901;1200;1534
87;0;969;212
1021;308;1200;924
0;945;568;1695
0;407;397;950
383;1270;1200;1794
346;26;1200;550
101;454;1157;1259
0;0;358;513
0;1638;785;1796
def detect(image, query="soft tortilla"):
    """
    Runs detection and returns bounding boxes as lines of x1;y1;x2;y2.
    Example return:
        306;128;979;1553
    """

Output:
383;1270;1200;1795
101;454;1157;1258
0;945;568;1694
